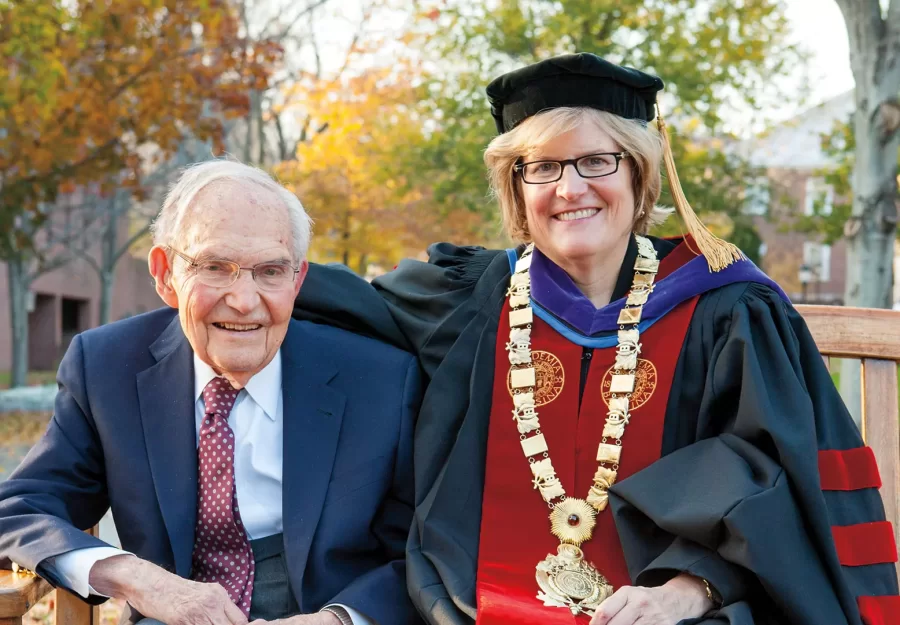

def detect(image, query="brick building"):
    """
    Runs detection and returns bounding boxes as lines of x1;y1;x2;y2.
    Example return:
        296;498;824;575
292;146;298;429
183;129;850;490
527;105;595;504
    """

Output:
0;237;161;373
736;90;900;305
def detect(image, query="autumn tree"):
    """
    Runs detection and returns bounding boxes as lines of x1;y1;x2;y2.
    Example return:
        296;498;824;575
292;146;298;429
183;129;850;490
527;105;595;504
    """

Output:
275;66;494;273
0;0;280;386
224;0;405;166
227;0;335;165
269;0;800;272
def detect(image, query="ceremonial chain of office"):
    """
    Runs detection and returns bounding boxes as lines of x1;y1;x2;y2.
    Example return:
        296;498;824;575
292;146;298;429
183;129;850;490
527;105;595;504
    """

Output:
504;236;660;616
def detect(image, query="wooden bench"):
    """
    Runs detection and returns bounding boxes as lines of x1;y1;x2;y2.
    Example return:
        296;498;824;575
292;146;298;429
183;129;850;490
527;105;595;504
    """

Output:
0;304;898;625
797;304;900;583
0;527;101;625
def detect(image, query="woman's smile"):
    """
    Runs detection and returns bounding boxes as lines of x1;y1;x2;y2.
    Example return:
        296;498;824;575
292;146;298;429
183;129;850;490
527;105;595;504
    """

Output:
554;207;601;222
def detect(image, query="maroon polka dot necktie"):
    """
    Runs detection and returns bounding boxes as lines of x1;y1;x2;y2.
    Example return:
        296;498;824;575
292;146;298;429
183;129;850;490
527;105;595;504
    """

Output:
190;377;255;617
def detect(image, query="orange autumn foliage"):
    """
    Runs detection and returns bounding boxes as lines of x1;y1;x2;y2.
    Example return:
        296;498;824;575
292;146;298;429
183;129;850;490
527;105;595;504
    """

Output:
275;67;496;274
0;0;281;244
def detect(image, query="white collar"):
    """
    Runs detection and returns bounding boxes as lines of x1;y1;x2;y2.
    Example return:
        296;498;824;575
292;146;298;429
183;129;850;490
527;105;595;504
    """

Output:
193;351;281;422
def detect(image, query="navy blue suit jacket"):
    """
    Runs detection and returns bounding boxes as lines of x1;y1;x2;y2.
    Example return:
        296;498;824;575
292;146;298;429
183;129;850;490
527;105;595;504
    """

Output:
0;308;423;625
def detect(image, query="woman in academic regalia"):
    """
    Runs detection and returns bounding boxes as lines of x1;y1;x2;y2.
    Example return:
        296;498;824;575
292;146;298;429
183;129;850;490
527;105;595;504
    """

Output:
293;54;899;625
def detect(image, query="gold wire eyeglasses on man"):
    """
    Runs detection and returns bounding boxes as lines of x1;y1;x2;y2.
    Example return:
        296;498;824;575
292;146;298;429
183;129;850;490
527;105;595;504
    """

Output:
167;247;300;291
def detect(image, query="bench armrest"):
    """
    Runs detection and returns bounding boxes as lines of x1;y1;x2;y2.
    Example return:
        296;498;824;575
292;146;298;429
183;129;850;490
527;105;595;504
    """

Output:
0;570;52;621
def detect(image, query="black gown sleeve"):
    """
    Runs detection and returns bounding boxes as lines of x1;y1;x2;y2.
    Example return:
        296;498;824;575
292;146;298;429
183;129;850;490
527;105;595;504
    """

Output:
292;261;411;349
609;282;899;625
373;243;507;379
294;245;506;379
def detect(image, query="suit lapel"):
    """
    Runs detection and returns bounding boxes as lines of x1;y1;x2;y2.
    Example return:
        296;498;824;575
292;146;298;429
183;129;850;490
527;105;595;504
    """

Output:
137;315;198;577
280;321;346;597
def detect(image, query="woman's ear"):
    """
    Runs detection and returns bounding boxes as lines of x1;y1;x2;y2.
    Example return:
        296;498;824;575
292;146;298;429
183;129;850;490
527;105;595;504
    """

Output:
148;246;179;308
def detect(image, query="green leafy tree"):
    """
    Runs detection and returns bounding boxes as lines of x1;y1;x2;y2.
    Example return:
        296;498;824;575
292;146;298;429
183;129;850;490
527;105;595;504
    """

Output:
773;117;856;246
398;0;806;252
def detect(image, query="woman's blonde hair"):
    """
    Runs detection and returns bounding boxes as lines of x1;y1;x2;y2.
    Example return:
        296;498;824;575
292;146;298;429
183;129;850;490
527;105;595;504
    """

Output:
484;107;672;243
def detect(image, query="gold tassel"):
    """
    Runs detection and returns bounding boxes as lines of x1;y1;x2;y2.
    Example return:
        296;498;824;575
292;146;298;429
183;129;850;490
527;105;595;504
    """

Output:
655;101;744;272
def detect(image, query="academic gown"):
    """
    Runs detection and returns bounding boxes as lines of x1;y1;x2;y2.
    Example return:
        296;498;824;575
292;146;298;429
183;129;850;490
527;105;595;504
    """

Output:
293;236;900;625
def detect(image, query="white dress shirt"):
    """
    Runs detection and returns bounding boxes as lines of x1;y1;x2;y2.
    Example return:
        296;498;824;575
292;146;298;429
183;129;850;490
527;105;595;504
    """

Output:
50;351;368;624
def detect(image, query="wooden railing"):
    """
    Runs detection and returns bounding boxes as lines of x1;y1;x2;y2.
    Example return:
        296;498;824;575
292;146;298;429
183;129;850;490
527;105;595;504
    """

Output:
797;304;900;581
0;528;99;625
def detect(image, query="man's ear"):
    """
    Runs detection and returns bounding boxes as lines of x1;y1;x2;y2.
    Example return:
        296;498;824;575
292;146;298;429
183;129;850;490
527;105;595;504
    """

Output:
148;246;179;309
293;259;309;298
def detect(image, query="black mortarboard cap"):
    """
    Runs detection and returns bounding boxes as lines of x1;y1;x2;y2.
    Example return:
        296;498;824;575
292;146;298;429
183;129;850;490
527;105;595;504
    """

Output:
486;53;665;134
485;52;745;272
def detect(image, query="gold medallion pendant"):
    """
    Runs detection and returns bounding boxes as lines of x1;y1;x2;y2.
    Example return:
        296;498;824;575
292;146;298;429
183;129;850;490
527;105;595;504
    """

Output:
536;499;613;615
549;498;597;544
536;544;613;616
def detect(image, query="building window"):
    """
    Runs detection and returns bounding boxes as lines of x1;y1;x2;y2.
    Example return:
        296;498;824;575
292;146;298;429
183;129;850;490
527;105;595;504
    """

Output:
802;241;832;283
804;177;834;216
743;177;770;216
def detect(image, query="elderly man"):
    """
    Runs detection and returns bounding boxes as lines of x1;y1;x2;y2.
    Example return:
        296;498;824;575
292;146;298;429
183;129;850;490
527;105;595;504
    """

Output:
0;161;423;625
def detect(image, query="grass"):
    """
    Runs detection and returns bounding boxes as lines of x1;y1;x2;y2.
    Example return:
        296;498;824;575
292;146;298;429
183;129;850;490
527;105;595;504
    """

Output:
0;411;53;446
827;359;900;389
826;360;900;419
0;370;56;389
0;411;52;478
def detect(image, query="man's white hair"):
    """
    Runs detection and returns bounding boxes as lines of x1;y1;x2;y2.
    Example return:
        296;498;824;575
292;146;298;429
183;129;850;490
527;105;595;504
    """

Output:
151;159;313;261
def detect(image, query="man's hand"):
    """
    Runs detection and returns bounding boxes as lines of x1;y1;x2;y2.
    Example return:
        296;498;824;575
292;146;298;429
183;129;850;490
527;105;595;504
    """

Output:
590;574;713;625
89;554;248;625
248;613;340;625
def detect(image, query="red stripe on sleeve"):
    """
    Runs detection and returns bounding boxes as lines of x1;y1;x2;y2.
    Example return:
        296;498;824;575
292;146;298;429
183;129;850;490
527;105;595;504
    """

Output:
858;595;900;625
832;522;898;567
819;447;882;491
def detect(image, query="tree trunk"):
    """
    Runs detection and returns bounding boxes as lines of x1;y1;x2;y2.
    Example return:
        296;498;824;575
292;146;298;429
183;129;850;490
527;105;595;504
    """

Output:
844;97;899;306
839;94;900;424
7;257;30;388
99;270;114;326
255;92;266;165
99;203;117;326
834;0;900;425
342;208;351;267
838;359;862;427
244;89;257;163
